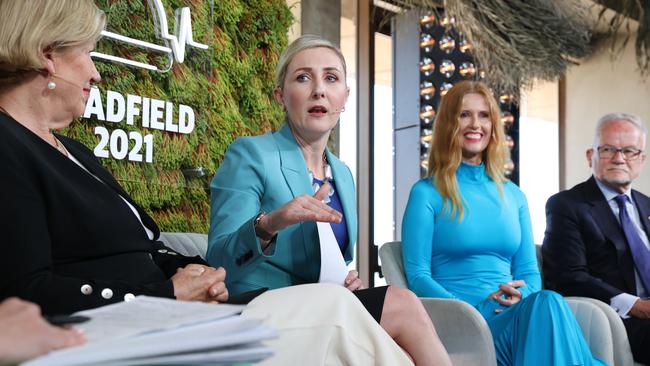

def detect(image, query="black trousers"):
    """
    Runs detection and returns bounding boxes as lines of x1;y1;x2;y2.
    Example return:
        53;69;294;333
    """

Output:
624;317;650;364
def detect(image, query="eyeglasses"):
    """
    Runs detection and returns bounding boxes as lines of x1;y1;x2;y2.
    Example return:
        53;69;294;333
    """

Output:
596;145;644;160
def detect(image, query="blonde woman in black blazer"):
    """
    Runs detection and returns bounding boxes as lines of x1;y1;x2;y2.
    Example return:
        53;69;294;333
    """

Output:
0;0;226;315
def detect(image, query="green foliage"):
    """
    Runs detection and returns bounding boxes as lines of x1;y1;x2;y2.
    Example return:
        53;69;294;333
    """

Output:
64;0;292;232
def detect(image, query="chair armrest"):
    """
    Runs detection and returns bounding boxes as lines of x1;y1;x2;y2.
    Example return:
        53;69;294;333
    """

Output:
420;298;497;366
565;297;615;365
159;232;208;259
567;296;636;366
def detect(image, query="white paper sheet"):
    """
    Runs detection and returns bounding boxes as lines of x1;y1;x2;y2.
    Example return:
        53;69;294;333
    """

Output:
22;297;275;366
317;221;348;286
73;296;245;343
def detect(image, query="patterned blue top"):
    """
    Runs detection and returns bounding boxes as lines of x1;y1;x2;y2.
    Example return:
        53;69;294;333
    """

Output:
402;162;540;307
313;177;349;253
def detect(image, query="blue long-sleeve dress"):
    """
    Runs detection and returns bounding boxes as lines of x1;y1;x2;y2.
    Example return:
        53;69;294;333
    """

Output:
402;162;604;366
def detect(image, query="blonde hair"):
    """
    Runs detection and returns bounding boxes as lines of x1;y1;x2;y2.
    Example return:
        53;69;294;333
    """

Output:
0;0;105;89
274;34;347;89
427;80;508;219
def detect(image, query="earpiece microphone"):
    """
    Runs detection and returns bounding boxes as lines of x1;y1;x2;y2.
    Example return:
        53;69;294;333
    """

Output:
51;74;89;91
328;106;346;114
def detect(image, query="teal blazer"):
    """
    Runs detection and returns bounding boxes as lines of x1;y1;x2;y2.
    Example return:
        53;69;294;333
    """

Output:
207;124;357;295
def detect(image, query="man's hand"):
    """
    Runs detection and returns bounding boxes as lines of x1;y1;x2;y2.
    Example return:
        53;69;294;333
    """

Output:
629;299;650;319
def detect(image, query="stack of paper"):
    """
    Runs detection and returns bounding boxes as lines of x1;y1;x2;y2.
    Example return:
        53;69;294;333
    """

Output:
23;296;276;366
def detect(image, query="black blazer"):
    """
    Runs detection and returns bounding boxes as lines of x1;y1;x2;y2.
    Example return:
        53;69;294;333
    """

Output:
0;113;205;315
542;176;650;303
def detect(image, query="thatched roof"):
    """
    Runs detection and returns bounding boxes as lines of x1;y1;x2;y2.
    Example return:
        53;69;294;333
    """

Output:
379;0;649;97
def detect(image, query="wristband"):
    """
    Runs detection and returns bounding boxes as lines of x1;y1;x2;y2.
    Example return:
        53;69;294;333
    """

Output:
254;212;275;241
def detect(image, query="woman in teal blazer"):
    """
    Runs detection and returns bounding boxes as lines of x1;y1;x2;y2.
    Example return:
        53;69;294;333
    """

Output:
208;123;357;293
208;35;451;366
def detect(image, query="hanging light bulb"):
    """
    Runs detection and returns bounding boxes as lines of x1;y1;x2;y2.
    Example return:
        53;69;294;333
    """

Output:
459;62;476;77
459;38;473;53
505;135;515;149
439;34;455;54
440;15;455;28
439;59;455;78
499;94;514;104
420;13;436;31
420;138;431;158
504;159;515;175
420;33;436;54
420;105;435;126
420;81;436;100
419;58;435;77
440;82;453;96
420;159;429;176
501;111;514;127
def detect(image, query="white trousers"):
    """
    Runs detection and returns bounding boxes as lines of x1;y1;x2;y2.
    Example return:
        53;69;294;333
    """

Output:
242;283;414;366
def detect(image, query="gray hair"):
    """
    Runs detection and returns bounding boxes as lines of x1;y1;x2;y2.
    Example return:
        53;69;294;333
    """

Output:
593;112;648;149
274;34;347;89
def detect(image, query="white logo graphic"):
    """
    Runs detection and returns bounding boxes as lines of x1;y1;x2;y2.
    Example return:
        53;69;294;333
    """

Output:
91;0;208;72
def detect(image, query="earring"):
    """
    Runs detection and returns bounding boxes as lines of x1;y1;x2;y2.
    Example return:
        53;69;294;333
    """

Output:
47;80;56;90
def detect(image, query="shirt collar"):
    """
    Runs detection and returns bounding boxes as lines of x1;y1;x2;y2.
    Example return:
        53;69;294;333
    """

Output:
594;177;633;203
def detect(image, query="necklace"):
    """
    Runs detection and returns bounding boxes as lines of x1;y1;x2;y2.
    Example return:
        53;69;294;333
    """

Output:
53;135;68;156
308;153;335;203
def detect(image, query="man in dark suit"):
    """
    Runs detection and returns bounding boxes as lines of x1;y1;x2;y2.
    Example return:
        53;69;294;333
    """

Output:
543;112;650;363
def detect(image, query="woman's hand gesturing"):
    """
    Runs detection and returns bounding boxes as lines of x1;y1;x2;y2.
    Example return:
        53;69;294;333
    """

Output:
257;182;342;237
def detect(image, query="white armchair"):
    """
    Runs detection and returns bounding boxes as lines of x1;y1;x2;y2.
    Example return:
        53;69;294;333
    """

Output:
535;244;639;366
158;232;208;258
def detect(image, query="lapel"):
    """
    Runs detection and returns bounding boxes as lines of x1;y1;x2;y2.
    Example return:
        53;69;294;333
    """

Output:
273;124;313;198
326;149;357;261
585;177;628;253
632;190;650;242
59;136;161;239
584;176;636;291
272;124;318;262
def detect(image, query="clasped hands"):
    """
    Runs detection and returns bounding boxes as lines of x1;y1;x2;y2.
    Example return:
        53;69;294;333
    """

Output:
171;264;229;303
487;279;525;313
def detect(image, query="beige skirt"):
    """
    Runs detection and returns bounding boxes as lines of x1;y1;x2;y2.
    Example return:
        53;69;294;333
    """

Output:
242;283;414;366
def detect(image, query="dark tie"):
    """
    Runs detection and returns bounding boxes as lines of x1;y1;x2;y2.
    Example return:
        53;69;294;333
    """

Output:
614;194;650;293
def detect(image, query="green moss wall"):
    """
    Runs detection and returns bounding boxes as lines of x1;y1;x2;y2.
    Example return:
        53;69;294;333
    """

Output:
64;0;292;233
